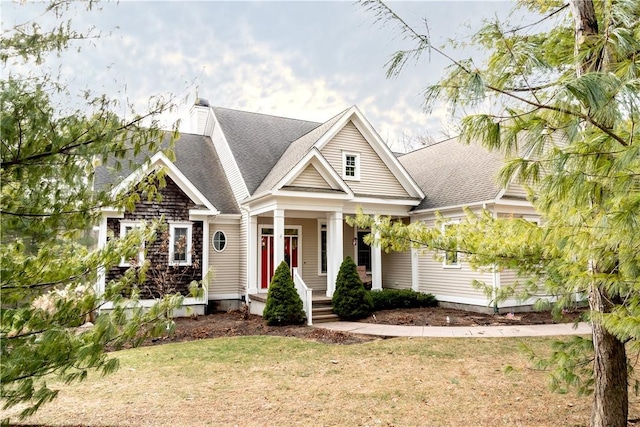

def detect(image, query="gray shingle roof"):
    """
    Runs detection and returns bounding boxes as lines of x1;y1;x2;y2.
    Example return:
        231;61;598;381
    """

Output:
94;132;240;214
399;137;505;211
253;109;349;195
212;107;321;195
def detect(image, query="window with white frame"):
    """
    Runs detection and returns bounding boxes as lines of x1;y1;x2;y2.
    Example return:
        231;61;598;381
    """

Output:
169;223;192;265
442;221;461;268
318;222;327;275
119;221;145;267
212;230;227;252
342;152;360;180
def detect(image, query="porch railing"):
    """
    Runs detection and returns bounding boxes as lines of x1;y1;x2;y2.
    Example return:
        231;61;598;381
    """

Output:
293;267;313;326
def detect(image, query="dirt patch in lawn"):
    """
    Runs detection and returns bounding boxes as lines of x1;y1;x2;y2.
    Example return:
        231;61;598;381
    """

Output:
140;306;587;348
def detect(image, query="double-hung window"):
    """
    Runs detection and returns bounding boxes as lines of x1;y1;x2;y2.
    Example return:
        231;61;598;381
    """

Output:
442;221;461;268
169;223;193;266
342;152;360;181
119;221;145;267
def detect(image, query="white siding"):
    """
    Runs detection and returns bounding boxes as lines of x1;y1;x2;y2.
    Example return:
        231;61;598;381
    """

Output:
503;177;529;199
208;223;241;297
210;117;249;202
290;165;331;189
382;249;412;289
321;122;410;197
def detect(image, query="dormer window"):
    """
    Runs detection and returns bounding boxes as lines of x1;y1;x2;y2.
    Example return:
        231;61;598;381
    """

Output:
342;152;360;181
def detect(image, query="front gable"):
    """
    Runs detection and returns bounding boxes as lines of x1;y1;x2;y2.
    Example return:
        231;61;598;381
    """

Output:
314;106;424;201
275;148;353;197
110;152;219;217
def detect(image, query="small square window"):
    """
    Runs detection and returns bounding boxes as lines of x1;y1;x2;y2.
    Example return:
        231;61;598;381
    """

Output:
342;152;360;180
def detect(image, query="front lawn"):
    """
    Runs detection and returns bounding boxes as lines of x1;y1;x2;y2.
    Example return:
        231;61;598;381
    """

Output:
2;336;638;426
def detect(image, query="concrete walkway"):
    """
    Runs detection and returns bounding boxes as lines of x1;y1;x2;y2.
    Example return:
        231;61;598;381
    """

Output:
315;321;592;338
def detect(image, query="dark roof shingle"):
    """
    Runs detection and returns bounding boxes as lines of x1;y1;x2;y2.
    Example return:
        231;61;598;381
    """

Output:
399;137;505;211
94;132;239;214
212;107;321;195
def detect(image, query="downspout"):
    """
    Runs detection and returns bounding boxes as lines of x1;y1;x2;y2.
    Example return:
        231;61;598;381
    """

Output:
492;265;500;314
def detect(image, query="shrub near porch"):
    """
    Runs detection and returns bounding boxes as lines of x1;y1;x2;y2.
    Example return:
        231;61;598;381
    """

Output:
332;256;374;320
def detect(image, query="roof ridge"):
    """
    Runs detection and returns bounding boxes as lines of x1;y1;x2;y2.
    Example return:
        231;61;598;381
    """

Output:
211;106;321;126
400;135;461;157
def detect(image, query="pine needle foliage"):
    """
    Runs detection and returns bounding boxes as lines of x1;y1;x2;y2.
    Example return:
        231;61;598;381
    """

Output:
263;261;306;326
1;1;185;419
332;256;374;320
358;1;639;425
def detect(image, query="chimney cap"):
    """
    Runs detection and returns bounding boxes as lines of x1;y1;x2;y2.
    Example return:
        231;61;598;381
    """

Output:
195;97;210;107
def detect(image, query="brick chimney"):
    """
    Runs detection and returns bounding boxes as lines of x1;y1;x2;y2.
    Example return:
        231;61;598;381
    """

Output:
190;98;215;136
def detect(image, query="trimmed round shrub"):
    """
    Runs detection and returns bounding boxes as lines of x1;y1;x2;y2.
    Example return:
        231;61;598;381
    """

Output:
332;256;374;320
263;261;306;326
369;289;438;311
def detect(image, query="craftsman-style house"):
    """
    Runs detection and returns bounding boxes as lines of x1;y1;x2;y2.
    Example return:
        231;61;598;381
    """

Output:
94;100;540;321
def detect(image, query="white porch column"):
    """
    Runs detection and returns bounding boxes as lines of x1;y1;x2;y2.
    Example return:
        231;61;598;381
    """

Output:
247;214;258;295
371;231;382;291
273;209;285;269
326;210;343;297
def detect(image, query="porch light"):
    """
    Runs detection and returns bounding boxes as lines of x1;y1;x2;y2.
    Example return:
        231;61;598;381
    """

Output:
352;237;357;246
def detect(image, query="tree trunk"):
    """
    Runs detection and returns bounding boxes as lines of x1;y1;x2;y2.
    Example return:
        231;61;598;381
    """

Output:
589;285;628;427
569;0;599;76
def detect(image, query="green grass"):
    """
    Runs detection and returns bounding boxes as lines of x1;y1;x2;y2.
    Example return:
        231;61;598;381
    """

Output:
3;336;639;426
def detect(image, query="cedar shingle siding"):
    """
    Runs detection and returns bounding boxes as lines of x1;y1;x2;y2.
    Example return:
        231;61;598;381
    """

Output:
106;177;203;298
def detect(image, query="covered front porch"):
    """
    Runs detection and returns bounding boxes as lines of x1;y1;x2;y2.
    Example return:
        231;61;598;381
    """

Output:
244;202;415;324
246;208;386;297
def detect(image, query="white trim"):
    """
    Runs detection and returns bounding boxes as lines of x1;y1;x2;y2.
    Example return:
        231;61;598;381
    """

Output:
201;219;209;303
207;293;243;300
100;296;206;311
212;230;227;252
119;221;145;267
432;294;490;307
409;200;496;215
169;222;193;266
411;247;419;292
442;221;461;269
342;151;360;181
209;214;242;224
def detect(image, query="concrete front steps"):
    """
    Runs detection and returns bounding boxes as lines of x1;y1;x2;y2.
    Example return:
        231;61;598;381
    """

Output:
310;295;339;323
249;292;339;324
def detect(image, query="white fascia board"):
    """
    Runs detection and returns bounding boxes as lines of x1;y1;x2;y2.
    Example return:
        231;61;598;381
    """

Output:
274;148;354;197
349;195;421;207
344;203;407;217
271;189;352;201
189;210;219;219
494;198;534;207
110;152;219;214
409;200;497;216
209;214;242;224
100;207;125;217
314;106;425;200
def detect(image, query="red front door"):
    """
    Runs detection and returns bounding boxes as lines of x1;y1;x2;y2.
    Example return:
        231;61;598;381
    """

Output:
260;228;299;289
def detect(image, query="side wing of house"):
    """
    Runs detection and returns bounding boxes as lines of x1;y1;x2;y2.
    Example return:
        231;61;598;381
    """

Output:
96;152;219;315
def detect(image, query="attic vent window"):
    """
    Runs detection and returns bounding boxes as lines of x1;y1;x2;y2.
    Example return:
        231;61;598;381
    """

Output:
342;152;360;181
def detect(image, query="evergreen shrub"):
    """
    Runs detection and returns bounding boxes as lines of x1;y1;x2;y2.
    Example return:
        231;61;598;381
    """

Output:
369;289;437;311
332;256;374;320
263;261;306;326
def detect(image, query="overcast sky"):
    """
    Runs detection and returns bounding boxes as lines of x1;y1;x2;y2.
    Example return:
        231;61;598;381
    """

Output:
4;1;529;151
